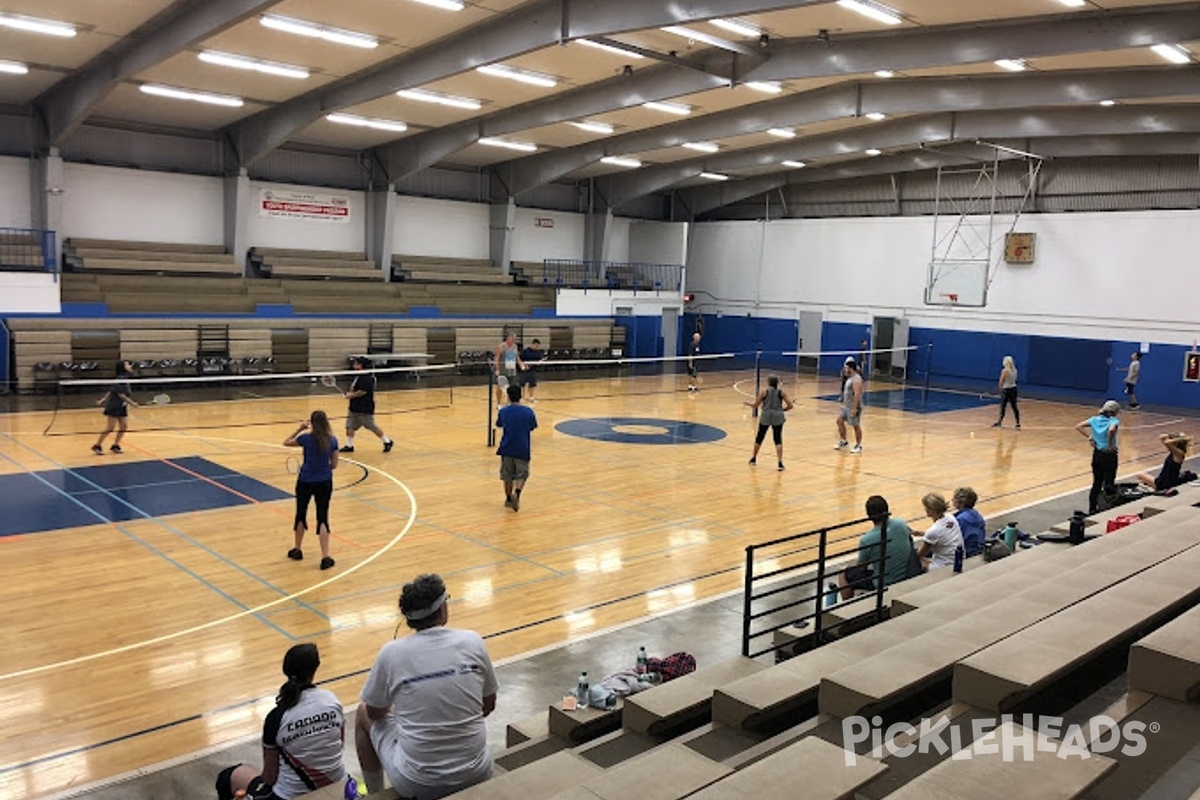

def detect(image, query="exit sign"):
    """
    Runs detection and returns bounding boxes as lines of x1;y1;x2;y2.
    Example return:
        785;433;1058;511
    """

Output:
534;217;554;228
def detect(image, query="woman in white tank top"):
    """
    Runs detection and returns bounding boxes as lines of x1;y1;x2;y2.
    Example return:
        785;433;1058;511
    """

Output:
993;355;1021;429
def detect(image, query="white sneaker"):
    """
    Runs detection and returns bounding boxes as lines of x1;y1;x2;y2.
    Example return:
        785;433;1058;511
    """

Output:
850;445;862;454
834;440;849;450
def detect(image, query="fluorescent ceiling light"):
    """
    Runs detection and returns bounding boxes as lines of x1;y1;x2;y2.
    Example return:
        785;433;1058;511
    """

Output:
0;13;76;37
782;160;806;168
864;112;887;121
682;142;719;153
1150;43;1192;64
140;84;244;108
1099;99;1116;106
601;156;642;168
699;172;729;181
994;58;1027;72
746;81;783;94
199;51;309;79
576;38;643;59
1057;0;1087;6
476;64;556;88
875;69;895;78
479;137;537;152
661;25;701;39
836;0;903;26
570;121;614;135
260;15;378;48
643;100;691;115
865;148;882;156
710;18;761;37
0;60;29;75
397;88;481;110
767;128;796;139
326;113;407;133
410;0;464;9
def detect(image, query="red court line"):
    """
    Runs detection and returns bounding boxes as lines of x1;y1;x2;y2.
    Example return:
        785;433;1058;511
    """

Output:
126;442;371;550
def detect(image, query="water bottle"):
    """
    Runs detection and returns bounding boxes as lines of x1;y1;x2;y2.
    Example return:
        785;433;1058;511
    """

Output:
953;545;964;573
577;671;589;708
1069;511;1087;545
636;646;648;676
1003;522;1018;551
824;581;839;608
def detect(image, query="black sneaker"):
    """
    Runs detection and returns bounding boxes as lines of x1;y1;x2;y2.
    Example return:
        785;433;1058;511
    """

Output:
91;444;103;455
748;458;757;466
383;440;394;453
287;548;303;561
505;497;513;509
320;556;335;570
778;462;785;471
339;445;354;453
511;493;520;512
110;444;123;454
991;421;1001;428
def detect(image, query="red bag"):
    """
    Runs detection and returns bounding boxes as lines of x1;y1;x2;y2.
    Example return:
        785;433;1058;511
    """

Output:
1106;514;1140;533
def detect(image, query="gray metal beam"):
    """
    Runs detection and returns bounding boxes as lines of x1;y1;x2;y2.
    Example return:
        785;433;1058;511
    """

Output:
37;0;282;145
743;4;1200;82
229;0;827;166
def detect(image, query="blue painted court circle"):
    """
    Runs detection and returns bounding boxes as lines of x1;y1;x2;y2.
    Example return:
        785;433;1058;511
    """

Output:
556;417;727;445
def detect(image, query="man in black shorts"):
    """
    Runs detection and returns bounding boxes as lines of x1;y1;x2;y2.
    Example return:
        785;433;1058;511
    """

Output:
687;332;701;392
519;338;544;403
340;357;394;453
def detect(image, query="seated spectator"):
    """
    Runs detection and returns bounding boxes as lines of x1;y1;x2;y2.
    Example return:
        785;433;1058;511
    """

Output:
952;487;986;557
1136;432;1193;491
216;643;346;800
838;495;918;600
918;492;964;571
356;574;499;800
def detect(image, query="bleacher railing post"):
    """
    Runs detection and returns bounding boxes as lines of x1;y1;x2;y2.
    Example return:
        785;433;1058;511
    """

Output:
742;545;754;657
875;518;889;624
813;528;829;644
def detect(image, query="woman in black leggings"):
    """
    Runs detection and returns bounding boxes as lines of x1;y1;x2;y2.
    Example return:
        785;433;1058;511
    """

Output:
284;410;339;570
993;355;1021;429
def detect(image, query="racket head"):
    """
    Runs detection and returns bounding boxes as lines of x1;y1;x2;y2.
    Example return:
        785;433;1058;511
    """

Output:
497;374;509;390
286;455;300;475
320;374;338;388
152;393;171;405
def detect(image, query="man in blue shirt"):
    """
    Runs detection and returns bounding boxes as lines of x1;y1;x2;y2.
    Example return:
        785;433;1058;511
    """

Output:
496;384;537;512
1075;400;1120;514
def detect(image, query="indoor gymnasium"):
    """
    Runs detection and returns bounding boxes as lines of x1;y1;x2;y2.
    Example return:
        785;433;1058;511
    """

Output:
3;2;1200;799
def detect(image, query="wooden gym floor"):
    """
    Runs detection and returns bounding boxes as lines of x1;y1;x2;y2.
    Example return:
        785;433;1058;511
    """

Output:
0;369;1189;799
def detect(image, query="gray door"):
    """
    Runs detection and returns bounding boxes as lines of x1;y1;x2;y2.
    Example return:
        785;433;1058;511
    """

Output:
798;311;823;372
662;307;679;357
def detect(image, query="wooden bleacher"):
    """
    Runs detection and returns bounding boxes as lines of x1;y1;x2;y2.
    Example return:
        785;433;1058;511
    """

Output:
64;238;240;276
252;247;381;280
393;255;511;285
0;230;48;270
1128;602;1200;701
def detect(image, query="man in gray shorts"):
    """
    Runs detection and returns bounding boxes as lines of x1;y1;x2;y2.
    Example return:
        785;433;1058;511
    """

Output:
835;357;864;454
341;357;393;453
496;384;537;511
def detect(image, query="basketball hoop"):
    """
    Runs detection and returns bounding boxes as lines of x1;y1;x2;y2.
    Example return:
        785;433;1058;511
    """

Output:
939;293;959;305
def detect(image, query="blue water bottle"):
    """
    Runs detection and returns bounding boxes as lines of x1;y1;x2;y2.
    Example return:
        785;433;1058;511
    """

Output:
953;545;964;573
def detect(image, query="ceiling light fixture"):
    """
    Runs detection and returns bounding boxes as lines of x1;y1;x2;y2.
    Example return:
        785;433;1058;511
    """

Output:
260;15;378;49
661;25;702;39
1057;0;1087;7
479;137;537;152
643;100;691;115
326;113;408;132
836;0;903;26
140;84;244;108
865;148;882;156
767;128;796;139
682;142;719;153
199;51;309;79
875;69;895;78
409;0;464;9
994;58;1028;72
0;60;29;75
396;88;481;110
1150;43;1192;64
601;156;642;168
0;12;76;37
699;172;729;181
865;112;887;121
576;38;644;59
710;18;761;37
782;160;807;168
1099;99;1116;106
746;81;783;94
570;121;615;135
476;63;557;88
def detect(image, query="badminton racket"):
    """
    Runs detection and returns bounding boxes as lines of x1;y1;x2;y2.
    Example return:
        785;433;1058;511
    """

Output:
319;374;344;394
147;393;171;406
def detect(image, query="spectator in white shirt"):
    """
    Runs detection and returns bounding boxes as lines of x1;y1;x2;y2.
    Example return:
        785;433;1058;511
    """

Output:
917;492;964;571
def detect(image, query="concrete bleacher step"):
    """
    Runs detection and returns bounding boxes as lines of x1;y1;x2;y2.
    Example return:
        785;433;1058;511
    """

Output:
1128;602;1200;702
449;750;602;800
269;265;383;280
67;238;227;253
690;735;886;800
570;742;730;800
74;247;234;264
507;711;551;747
256;247;367;260
494;732;570;772
80;258;242;275
623;657;766;739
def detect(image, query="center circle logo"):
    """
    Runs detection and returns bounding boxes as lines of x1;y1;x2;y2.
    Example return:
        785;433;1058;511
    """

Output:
555;417;727;445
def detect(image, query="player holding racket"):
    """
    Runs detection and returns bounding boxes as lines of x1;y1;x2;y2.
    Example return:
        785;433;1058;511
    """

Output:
91;360;138;455
494;332;525;406
340;357;394;453
284;410;339;570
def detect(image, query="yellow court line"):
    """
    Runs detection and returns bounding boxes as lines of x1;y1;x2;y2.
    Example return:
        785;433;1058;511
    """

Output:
0;434;416;683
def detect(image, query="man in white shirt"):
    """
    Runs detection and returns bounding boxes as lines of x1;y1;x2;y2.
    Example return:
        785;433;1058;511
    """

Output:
355;574;499;800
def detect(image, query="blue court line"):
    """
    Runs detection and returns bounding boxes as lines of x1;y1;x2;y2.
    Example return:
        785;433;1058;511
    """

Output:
0;446;292;639
0;436;330;630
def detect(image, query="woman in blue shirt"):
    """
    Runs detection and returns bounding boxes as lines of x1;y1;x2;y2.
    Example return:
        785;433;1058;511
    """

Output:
1075;400;1120;514
284;410;339;570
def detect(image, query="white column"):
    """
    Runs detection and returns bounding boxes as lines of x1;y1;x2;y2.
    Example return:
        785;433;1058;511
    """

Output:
223;169;250;273
489;196;516;275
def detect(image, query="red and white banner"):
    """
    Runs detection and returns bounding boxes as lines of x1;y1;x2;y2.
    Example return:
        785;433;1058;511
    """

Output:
259;188;351;223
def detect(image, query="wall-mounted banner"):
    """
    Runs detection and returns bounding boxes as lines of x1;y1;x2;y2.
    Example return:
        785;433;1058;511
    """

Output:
260;188;350;223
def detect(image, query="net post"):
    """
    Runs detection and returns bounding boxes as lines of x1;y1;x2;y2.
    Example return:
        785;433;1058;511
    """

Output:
922;343;934;403
753;350;762;419
487;370;496;448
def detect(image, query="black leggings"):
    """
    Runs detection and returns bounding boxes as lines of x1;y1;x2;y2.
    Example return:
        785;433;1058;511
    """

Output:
755;423;783;446
1089;449;1118;514
998;386;1020;424
295;479;333;531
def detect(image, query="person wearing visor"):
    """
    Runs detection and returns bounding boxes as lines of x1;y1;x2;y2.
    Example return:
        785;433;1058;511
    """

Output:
355;574;499;800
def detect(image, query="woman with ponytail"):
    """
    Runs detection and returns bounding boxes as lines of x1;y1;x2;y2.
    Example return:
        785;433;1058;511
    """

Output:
215;643;346;800
284;410;339;570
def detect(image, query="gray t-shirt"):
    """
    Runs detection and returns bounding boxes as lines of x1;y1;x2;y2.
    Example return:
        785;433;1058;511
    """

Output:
841;373;861;408
361;627;499;786
1127;360;1140;385
759;386;786;427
